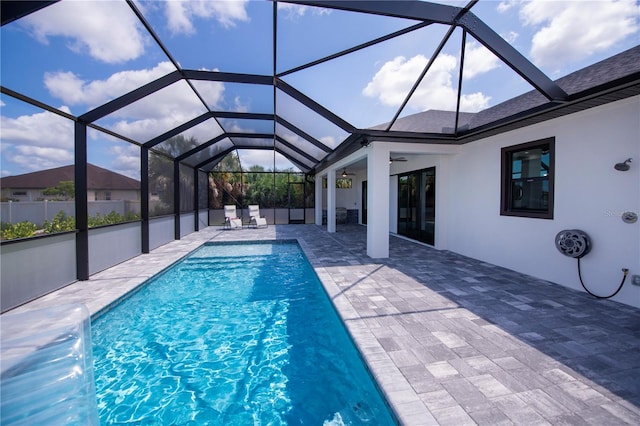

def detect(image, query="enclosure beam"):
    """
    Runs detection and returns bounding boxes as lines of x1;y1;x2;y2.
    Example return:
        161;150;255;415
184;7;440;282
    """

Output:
174;161;181;240
141;147;150;253
193;167;199;232
74;121;89;280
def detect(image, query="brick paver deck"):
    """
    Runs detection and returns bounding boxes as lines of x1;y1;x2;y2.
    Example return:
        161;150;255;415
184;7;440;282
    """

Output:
5;224;639;425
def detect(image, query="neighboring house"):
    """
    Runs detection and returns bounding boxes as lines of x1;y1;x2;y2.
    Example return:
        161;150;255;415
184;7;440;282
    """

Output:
0;164;140;202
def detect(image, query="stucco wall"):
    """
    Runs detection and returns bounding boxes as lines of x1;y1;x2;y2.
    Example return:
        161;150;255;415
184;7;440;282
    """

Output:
446;96;639;307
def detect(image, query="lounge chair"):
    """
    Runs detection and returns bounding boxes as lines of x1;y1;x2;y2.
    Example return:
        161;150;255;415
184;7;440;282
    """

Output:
224;205;242;230
249;205;268;228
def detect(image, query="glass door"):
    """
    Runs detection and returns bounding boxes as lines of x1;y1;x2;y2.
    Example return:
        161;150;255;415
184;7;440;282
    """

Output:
398;174;418;239
397;168;435;245
362;181;367;225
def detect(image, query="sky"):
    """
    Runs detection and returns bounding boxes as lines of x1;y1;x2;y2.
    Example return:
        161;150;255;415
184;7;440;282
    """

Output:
1;0;638;179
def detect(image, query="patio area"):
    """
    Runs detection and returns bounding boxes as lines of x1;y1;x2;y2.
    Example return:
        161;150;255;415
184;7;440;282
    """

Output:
5;224;640;425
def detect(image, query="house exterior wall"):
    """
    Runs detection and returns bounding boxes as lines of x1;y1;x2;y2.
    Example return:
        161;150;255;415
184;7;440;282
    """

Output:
446;96;639;308
91;189;140;201
1;189;139;202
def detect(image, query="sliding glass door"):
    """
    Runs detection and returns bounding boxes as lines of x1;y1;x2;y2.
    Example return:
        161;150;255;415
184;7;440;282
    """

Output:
397;167;435;245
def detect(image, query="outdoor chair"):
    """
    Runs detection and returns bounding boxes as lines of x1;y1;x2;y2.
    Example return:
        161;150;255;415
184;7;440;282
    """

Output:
224;205;242;230
249;205;268;228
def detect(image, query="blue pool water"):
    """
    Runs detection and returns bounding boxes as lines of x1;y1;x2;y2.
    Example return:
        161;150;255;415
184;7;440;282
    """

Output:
92;241;396;425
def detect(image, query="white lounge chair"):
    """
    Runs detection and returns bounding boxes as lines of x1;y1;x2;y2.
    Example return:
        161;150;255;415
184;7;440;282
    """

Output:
224;205;242;230
249;205;268;228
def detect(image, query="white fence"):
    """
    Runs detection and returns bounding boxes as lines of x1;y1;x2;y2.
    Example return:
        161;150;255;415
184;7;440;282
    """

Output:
0;200;141;227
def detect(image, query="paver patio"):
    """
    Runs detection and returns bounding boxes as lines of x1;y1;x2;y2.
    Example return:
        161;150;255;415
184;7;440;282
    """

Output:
5;224;640;425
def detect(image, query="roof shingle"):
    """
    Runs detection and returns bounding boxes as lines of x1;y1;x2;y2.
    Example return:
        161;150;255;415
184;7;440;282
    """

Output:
0;164;140;190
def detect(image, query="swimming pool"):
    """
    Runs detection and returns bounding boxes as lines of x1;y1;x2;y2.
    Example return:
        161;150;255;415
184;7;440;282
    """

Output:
92;241;397;425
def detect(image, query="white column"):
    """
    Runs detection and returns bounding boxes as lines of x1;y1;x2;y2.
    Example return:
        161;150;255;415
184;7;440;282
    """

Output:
315;174;323;226
327;170;336;233
367;144;390;258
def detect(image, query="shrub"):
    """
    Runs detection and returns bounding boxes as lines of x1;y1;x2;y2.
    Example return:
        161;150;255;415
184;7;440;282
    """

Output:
1;221;38;240
88;211;140;227
43;211;76;234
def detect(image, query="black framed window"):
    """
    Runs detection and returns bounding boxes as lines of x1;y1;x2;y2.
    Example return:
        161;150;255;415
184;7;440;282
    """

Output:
501;138;554;219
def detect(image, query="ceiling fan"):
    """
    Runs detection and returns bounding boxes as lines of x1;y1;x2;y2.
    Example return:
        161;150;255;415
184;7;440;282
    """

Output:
339;168;355;177
389;156;407;163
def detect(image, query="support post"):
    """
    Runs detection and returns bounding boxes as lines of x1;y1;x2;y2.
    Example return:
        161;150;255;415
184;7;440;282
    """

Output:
367;144;390;258
141;147;150;253
174;161;180;240
193;167;199;232
75;121;89;280
315;174;323;226
327;170;336;233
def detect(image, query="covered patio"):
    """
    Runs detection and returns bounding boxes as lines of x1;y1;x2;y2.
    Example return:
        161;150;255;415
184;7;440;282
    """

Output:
9;224;640;425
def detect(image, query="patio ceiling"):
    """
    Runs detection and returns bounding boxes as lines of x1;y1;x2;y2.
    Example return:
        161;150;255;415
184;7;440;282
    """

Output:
2;1;639;175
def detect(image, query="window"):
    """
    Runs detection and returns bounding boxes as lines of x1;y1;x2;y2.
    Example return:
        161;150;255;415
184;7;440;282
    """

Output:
501;138;554;219
12;191;27;196
105;192;111;201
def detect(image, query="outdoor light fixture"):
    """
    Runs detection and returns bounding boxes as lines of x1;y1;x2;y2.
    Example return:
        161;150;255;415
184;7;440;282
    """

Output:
614;158;632;171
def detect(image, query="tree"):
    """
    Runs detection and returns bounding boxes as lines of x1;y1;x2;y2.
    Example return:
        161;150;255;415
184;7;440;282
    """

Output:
42;180;75;200
245;166;274;207
148;135;199;215
209;152;244;209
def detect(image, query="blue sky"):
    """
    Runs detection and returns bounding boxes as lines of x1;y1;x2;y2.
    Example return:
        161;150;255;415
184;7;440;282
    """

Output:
1;0;638;179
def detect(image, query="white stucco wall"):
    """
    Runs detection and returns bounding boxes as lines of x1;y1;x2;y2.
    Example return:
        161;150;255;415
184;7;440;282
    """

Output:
446;96;639;307
315;99;638;306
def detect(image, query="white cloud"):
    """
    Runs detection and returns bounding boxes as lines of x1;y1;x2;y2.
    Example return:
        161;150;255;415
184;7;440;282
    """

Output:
503;30;519;44
106;80;207;120
236;149;297;171
109;144;141;179
190;79;227;110
277;3;332;19
44;62;177;108
497;0;519;13
12;146;74;171
108;114;194;143
363;55;426;107
43;65;225;144
1;107;75;173
463;42;501;80
233;96;249;113
521;0;639;69
182;119;224;142
22;1;147;63
1;108;73;149
363;54;490;113
319;136;338;149
166;0;250;35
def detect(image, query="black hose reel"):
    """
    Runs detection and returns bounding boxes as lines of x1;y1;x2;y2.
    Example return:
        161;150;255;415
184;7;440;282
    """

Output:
555;229;591;259
555;229;628;299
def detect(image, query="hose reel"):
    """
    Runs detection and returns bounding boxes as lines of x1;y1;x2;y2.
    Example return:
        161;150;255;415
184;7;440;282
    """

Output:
555;229;628;299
